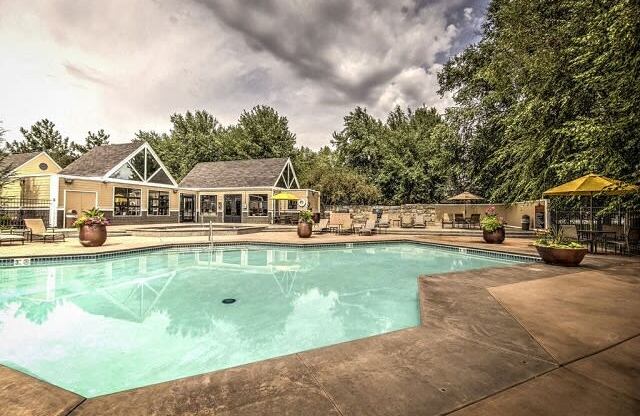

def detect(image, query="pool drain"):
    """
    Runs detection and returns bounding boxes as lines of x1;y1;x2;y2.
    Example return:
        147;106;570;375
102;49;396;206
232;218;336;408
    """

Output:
222;298;236;304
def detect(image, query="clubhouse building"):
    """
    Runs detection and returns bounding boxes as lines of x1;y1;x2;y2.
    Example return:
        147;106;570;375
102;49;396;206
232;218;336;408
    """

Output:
0;142;320;227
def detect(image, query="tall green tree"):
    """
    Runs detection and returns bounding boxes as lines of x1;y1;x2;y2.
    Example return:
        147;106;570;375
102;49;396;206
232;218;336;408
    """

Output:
73;129;110;154
438;0;640;203
232;105;297;159
6;119;75;167
294;146;381;206
138;107;297;181
332;105;454;204
136;110;228;181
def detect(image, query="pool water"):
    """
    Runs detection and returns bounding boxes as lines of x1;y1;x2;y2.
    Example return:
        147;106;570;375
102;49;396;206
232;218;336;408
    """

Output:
0;243;524;397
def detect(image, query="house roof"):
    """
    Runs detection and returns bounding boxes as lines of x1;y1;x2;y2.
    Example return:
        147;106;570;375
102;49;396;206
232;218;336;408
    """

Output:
59;142;142;177
180;158;289;188
0;152;42;171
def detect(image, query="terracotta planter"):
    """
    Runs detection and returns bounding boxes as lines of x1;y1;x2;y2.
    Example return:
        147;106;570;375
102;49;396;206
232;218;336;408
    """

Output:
297;222;312;238
79;224;107;247
535;245;587;267
483;227;505;244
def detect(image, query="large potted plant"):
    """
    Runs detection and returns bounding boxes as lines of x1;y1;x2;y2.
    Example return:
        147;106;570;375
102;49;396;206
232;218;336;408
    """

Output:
480;206;505;244
73;208;110;247
534;227;588;266
297;209;313;238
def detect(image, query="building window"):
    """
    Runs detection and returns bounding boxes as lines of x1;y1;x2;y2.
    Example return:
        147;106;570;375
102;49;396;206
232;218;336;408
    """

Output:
287;200;298;210
114;187;141;216
148;190;169;215
200;195;217;214
248;194;268;216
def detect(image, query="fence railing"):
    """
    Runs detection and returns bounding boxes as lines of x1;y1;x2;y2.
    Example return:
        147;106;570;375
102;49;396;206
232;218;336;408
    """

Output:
0;198;51;228
550;207;640;230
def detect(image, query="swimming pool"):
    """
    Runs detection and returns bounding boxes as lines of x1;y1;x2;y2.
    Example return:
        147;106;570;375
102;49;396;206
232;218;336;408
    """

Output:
0;243;527;397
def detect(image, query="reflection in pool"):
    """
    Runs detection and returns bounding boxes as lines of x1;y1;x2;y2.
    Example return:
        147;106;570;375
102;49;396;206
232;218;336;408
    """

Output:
0;243;523;397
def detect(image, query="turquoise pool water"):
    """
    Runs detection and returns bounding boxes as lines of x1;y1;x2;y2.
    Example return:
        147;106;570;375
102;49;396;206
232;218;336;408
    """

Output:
0;243;524;397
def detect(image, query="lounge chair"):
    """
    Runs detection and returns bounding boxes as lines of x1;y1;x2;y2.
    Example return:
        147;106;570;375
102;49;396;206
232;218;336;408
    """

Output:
413;215;426;228
441;213;454;228
23;218;65;243
469;214;481;229
378;214;390;228
400;214;413;228
454;214;467;228
340;218;354;234
358;219;377;236
389;214;401;228
313;218;329;233
0;228;25;245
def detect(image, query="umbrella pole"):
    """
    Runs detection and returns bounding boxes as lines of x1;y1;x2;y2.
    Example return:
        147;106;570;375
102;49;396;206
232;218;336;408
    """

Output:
590;194;593;231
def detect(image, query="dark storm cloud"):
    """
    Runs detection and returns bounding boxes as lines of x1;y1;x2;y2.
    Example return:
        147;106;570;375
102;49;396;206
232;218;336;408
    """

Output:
195;0;478;102
1;0;486;148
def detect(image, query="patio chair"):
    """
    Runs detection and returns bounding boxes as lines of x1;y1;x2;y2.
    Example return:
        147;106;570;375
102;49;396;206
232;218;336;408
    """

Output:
0;228;25;245
401;214;413;228
358;219;377;236
378;214;390;229
389;214;401;228
313;218;329;234
23;218;65;243
454;214;467;228
606;228;639;255
413;215;426;228
340;217;354;234
441;213;454;229
469;214;481;229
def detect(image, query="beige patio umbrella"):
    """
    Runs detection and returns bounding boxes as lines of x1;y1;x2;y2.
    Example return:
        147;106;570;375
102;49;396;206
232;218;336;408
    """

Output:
543;173;639;231
447;192;485;218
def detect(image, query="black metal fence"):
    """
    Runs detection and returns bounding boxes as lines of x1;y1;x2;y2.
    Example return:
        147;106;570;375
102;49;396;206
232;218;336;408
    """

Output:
550;207;640;254
0;198;51;228
550;207;640;229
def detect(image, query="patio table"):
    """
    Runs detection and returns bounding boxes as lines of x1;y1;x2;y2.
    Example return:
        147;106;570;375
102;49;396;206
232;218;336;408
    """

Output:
578;230;617;254
391;219;401;228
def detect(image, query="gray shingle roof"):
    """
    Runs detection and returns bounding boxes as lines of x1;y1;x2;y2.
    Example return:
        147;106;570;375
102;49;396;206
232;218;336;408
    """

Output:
0;152;42;171
60;142;142;177
180;158;289;188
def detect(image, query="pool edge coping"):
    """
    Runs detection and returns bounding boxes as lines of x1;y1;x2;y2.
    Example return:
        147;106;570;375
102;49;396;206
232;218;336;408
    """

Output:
0;239;541;267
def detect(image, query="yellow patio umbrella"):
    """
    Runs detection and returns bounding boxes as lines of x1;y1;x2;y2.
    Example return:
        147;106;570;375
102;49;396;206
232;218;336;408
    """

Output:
447;192;485;218
543;173;639;230
272;192;299;200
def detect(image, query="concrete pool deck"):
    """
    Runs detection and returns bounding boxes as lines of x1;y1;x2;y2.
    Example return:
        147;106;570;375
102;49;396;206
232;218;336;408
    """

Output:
1;233;638;415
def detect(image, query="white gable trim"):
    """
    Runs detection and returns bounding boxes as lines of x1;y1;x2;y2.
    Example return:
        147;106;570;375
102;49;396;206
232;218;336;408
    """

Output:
144;143;179;187
273;158;300;189
103;142;146;179
102;142;178;187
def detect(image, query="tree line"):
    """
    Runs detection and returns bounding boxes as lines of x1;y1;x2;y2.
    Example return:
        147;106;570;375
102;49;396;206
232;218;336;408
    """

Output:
2;0;638;207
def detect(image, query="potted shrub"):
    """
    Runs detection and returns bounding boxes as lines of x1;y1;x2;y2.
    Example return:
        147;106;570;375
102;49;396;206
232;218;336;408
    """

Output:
297;209;313;238
73;208;110;247
480;206;505;244
534;227;588;266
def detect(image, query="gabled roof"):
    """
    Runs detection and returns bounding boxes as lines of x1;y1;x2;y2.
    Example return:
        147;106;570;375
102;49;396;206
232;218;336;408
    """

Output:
59;143;142;177
180;158;291;188
0;152;43;171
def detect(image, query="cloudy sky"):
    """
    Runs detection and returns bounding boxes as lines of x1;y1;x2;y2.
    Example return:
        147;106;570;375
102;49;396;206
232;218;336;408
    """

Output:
0;0;486;149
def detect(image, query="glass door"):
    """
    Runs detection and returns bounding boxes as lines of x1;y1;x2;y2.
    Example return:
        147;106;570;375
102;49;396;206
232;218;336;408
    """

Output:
224;194;242;223
180;194;195;222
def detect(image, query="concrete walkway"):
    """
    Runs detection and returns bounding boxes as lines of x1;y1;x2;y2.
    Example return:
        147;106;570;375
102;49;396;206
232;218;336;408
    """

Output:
1;236;638;415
